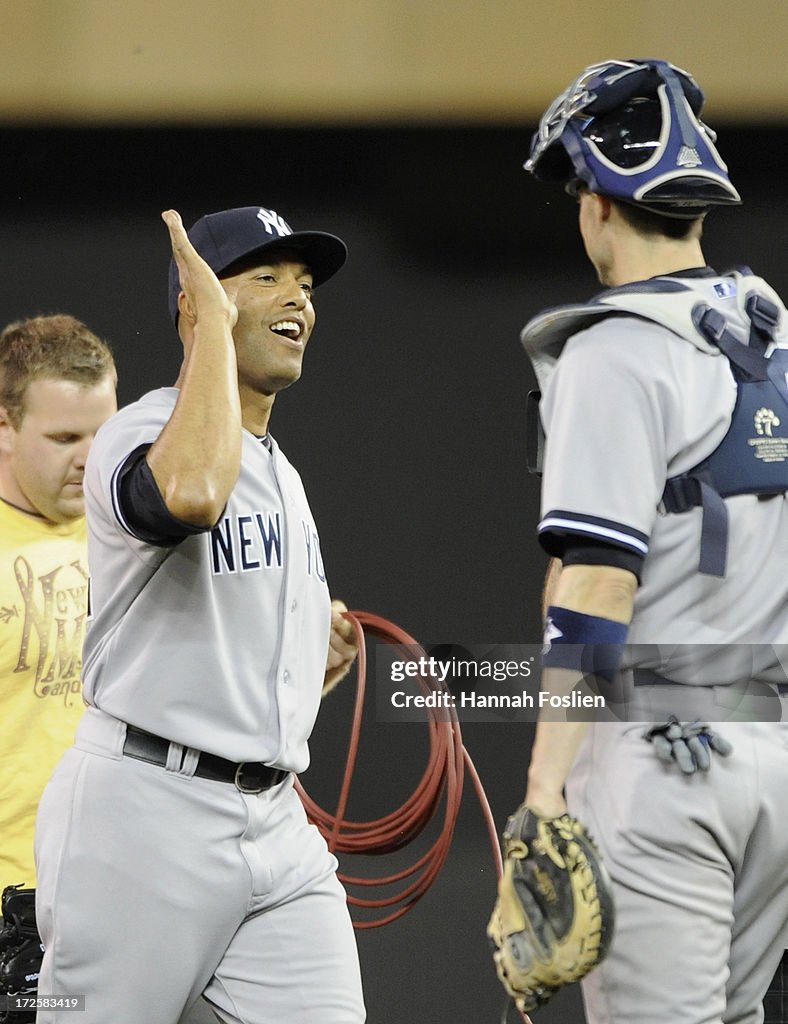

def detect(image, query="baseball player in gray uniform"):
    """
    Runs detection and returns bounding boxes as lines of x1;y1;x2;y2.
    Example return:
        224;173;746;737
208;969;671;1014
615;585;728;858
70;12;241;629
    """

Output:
33;206;365;1023
511;59;788;1023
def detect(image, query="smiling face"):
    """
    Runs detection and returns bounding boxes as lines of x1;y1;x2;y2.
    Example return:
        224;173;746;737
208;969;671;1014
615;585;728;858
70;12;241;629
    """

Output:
220;251;316;399
0;374;117;522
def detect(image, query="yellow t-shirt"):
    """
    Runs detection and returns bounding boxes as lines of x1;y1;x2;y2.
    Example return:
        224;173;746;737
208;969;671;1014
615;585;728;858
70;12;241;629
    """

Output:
0;500;89;886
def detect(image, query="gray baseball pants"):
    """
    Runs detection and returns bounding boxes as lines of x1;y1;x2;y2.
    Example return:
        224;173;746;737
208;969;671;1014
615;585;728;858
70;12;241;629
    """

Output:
568;717;788;1024
34;707;365;1024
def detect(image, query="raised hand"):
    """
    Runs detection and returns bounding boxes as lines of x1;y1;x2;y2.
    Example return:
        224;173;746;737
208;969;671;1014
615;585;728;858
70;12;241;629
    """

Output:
161;209;238;329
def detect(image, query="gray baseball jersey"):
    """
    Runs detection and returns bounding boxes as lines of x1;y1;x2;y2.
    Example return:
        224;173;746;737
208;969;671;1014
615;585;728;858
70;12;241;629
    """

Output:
35;386;365;1024
524;270;788;687
82;387;331;769
523;269;788;1024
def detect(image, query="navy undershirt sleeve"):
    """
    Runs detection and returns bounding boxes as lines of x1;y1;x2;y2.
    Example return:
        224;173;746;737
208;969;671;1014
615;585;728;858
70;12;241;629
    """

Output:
558;537;644;582
116;444;210;546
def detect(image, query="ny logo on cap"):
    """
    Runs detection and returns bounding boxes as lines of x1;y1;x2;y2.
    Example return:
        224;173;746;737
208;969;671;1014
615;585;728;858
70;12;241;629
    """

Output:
257;208;293;238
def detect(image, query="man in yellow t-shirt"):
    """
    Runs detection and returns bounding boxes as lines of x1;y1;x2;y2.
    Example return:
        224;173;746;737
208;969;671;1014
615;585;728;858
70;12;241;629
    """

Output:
0;315;116;889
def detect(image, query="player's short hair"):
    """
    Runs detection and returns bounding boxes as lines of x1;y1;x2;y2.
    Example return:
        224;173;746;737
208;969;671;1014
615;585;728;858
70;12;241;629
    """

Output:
0;314;116;427
569;180;704;240
610;198;705;241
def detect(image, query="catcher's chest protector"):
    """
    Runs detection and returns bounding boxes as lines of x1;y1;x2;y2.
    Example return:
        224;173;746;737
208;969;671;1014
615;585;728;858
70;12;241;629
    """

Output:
662;294;788;576
523;273;788;578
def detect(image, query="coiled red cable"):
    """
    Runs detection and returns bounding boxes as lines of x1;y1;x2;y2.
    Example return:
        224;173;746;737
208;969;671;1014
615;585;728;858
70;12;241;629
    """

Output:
294;610;532;1024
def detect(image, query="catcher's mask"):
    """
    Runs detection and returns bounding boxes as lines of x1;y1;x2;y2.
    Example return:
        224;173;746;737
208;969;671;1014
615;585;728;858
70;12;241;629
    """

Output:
525;58;741;219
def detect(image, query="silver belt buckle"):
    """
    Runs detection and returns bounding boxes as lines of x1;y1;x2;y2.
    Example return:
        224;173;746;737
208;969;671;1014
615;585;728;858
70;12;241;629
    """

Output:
234;762;264;794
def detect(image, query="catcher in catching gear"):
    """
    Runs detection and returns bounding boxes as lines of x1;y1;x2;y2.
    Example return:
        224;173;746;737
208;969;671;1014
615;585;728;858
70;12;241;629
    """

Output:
502;57;788;1024
488;805;614;1014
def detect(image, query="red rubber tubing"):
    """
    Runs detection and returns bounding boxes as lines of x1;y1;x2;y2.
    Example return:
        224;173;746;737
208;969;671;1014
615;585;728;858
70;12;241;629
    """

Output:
294;610;532;1024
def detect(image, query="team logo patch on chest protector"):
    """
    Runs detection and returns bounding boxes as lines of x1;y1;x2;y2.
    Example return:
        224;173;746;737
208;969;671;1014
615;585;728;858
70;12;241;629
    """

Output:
662;299;788;575
696;365;788;485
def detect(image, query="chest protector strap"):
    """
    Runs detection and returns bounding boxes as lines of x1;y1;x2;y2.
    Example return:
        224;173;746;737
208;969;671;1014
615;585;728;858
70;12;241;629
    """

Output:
662;293;788;576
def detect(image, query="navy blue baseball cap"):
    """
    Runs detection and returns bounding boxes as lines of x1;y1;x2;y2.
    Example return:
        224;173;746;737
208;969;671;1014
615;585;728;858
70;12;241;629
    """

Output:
168;205;348;324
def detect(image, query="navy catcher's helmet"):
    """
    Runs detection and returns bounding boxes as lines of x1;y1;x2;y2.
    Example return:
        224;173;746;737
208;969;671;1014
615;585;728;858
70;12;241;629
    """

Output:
525;59;741;218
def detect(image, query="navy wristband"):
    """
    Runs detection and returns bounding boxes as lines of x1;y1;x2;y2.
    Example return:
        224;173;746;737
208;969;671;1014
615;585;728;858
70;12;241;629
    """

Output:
542;605;628;683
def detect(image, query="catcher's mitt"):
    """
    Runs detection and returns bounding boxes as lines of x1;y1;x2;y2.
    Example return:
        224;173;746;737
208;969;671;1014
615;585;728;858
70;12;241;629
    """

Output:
487;805;615;1014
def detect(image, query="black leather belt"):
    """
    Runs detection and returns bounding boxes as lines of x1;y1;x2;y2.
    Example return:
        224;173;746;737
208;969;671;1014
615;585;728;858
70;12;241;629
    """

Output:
123;726;289;794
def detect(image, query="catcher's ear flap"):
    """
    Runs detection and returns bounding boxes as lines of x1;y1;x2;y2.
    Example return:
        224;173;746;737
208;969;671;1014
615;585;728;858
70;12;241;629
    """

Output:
526;390;544;475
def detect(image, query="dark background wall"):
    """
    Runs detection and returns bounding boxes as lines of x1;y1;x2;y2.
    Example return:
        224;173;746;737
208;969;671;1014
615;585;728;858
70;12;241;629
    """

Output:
3;123;788;1023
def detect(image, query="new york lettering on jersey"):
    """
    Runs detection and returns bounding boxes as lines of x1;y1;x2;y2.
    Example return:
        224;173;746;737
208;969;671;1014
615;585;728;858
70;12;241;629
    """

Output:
210;510;325;580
